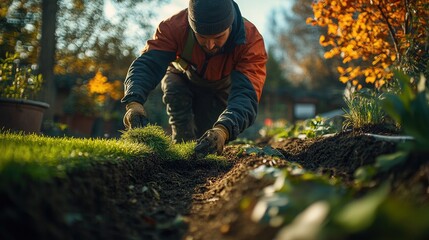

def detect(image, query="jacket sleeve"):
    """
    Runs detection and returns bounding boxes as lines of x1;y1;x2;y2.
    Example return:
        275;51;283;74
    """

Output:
216;70;259;141
122;50;176;105
216;25;267;141
121;14;184;105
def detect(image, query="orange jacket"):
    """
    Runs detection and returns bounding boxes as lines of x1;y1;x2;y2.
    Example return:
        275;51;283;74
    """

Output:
123;2;267;140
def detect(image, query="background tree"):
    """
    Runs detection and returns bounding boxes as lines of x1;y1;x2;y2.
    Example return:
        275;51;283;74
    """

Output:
264;46;289;90
54;0;165;76
258;47;291;120
268;0;343;91
307;0;429;88
38;0;58;120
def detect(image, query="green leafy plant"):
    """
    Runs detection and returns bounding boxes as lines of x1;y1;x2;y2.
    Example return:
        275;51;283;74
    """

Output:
0;53;43;100
250;164;345;229
297;116;336;138
251;165;429;240
373;71;429;173
261;117;337;142
382;70;429;149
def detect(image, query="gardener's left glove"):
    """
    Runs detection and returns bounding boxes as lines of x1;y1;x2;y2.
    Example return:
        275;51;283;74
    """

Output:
195;125;229;158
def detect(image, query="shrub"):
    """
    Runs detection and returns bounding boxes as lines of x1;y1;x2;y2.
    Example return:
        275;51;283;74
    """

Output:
0;53;43;100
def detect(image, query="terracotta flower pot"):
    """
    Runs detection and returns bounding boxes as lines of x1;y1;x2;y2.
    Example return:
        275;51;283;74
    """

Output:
0;98;50;134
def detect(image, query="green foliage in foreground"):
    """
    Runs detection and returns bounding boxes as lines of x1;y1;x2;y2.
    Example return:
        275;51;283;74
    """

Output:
362;71;429;177
0;125;199;183
250;165;429;240
382;71;429;150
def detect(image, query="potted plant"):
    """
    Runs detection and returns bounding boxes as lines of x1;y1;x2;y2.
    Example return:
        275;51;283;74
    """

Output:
0;53;50;133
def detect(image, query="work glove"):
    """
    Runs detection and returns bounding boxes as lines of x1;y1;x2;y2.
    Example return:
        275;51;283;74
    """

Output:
195;125;229;158
123;102;149;130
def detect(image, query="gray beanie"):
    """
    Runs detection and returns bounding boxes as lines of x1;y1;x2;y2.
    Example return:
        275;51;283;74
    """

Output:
188;0;234;35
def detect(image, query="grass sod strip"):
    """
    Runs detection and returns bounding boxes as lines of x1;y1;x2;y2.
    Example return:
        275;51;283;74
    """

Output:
0;131;151;183
0;125;226;185
120;125;229;167
120;125;196;161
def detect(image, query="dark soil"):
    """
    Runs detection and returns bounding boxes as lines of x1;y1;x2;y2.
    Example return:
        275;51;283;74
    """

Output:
1;128;429;240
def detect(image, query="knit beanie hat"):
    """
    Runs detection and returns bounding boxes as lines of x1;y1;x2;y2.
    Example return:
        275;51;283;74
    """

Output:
188;0;234;35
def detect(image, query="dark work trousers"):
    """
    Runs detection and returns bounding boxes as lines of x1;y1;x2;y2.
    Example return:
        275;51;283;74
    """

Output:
161;66;231;143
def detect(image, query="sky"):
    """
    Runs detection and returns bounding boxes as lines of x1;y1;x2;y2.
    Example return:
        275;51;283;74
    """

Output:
150;0;288;45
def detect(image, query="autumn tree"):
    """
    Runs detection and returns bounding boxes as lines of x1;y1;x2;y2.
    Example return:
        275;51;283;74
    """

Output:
307;0;429;88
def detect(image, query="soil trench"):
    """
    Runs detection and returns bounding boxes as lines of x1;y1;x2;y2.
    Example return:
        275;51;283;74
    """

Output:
1;130;429;240
0;151;287;240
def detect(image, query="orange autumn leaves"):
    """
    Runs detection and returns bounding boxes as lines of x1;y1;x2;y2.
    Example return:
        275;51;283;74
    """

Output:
307;0;428;88
87;71;123;105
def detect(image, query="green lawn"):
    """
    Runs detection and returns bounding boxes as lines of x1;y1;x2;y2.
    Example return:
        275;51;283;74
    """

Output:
0;126;196;182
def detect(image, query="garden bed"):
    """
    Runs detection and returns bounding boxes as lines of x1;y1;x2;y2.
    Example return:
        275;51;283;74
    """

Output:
1;127;428;240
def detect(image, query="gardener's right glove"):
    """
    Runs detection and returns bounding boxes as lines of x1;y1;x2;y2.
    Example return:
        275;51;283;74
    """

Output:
194;125;229;158
123;102;149;130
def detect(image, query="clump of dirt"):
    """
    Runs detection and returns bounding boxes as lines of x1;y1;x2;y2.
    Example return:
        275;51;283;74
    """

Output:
1;128;428;240
271;131;397;183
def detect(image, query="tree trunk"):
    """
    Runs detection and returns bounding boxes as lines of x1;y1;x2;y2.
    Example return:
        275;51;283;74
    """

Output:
38;0;58;123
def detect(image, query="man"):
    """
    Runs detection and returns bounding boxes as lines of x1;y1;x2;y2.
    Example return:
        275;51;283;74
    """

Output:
122;0;267;157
